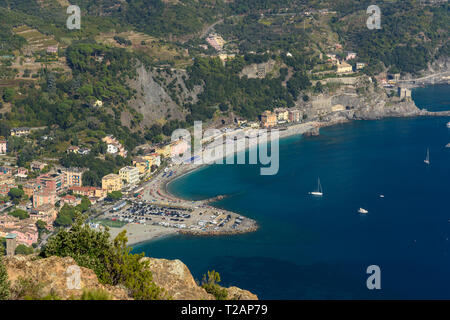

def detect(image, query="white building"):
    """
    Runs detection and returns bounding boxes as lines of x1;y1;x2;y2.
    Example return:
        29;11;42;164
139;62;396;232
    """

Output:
119;166;140;186
107;144;119;154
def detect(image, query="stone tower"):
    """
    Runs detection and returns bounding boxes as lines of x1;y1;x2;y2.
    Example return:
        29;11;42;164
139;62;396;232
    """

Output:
6;233;17;257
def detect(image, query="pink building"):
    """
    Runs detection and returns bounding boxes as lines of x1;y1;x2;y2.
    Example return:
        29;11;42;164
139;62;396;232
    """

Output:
17;167;28;175
33;189;56;208
36;172;64;193
60;195;81;206
171;139;189;158
13;228;39;246
0;215;39;246
346;52;357;61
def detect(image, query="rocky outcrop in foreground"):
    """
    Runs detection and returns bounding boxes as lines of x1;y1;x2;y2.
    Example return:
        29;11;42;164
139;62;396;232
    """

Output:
4;255;257;300
4;255;129;300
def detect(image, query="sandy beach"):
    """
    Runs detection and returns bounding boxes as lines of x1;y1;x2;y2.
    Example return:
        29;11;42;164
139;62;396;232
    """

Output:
108;223;179;246
107;119;349;246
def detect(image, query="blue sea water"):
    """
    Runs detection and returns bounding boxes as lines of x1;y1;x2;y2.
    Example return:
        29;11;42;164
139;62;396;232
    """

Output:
133;85;450;299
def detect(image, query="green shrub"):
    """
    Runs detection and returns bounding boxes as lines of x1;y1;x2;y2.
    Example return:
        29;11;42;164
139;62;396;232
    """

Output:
15;244;34;255
10;277;59;300
42;215;164;300
0;254;11;300
8;209;29;220
80;288;111;300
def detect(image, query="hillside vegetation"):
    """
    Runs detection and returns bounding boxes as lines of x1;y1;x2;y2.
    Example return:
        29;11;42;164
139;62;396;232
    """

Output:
0;0;448;148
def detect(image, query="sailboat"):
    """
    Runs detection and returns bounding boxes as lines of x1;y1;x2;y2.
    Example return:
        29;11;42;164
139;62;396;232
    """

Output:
424;148;430;165
309;178;323;196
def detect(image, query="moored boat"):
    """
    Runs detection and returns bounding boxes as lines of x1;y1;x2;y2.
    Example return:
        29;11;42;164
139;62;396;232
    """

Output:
309;177;323;196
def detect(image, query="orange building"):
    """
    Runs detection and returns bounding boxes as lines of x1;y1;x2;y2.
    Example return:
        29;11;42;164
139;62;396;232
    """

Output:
260;111;277;128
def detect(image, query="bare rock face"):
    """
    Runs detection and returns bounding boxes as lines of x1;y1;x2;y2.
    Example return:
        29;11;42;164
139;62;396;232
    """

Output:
142;257;214;300
4;255;257;300
225;286;258;300
143;257;258;300
353;99;420;120
4;255;129;300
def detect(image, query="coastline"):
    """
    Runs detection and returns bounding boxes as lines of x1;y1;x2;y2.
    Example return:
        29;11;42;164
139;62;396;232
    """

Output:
122;119;348;246
123;90;450;246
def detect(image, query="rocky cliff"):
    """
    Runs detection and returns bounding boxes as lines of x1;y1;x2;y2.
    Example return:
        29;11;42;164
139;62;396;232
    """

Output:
126;64;203;127
3;255;257;300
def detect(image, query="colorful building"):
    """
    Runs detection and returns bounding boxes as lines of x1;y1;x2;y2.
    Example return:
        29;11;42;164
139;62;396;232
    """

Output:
275;109;289;123
33;190;56;208
288;109;301;123
10;127;30;137
260;111;277;128
133;157;150;175
119;166;140;186
155;144;171;158
36;173;64;193
0;165;14;175
23;181;36;198
345;52;357;61
143;153;161;168
170;139;189;159
62;167;86;188
60;195;81;206
69;186;106;199
31;203;57;227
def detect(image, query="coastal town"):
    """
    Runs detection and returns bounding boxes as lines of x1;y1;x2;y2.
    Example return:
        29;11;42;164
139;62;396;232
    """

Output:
3;87;347;249
2;111;309;250
0;0;449;304
1;54;448;251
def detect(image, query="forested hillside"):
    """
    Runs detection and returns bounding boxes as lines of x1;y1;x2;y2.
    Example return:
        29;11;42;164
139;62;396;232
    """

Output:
0;0;448;150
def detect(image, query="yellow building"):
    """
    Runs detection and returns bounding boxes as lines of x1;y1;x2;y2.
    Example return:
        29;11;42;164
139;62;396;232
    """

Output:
155;144;171;158
95;188;107;199
62;167;86;188
275;109;289;123
102;174;122;192
133;157;149;175
260;111;277;128
143;154;161;168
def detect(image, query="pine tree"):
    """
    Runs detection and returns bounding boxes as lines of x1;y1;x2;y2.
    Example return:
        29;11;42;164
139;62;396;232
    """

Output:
0;251;11;300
